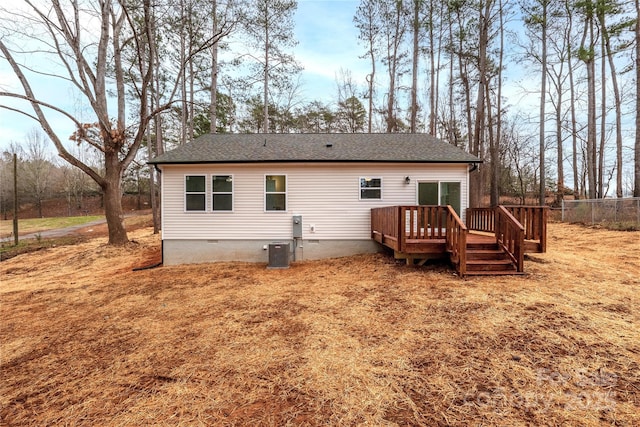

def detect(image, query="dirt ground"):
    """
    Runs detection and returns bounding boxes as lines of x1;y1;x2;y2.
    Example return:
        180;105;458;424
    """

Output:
1;222;638;426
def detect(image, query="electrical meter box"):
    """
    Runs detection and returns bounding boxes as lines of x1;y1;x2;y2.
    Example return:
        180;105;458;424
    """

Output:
292;215;302;238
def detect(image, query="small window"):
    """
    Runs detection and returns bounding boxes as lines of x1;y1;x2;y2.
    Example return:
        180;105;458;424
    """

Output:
185;175;206;211
360;177;382;200
212;175;233;211
265;175;286;211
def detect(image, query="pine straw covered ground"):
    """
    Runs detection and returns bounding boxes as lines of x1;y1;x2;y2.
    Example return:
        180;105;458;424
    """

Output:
1;223;639;426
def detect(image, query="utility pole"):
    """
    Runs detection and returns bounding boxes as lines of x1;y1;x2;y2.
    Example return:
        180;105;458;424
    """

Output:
13;153;18;245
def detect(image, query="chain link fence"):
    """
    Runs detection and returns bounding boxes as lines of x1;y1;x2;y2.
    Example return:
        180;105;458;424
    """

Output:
561;197;640;226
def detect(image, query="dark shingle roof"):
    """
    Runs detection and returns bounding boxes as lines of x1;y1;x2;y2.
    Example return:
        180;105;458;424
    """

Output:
149;133;481;164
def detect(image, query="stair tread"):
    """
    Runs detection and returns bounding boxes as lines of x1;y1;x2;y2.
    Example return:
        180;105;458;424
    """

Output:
466;259;514;265
465;270;525;276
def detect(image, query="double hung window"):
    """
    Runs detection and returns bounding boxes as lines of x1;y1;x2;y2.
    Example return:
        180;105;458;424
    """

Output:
185;175;234;211
212;175;233;211
265;175;286;211
360;177;382;200
185;175;206;211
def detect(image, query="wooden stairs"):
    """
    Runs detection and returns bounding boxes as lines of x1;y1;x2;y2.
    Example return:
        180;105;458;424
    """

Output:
464;236;522;276
371;205;547;277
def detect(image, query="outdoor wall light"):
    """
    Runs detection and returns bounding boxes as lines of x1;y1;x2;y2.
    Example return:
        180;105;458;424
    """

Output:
405;176;411;184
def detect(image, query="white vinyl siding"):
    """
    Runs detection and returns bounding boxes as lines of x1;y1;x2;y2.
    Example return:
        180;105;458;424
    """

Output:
161;163;469;240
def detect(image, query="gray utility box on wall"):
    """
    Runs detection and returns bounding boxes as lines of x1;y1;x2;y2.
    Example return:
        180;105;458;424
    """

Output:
268;243;290;269
292;215;302;238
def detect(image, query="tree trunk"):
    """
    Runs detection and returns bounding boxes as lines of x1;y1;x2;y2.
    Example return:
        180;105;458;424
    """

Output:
492;0;504;207
263;26;269;134
566;2;579;198
354;1;378;134
386;41;397;132
447;11;455;144
410;0;419;133
487;81;499;206
210;0;219;133
180;0;188;144
428;0;437;135
384;1;405;133
586;46;596;200
538;0;547;206
581;7;597;199
633;0;640;197
555;79;564;204
188;47;195;141
470;0;490;208
598;21;606;198
598;7;622;198
103;153;127;245
13;153;18;246
433;2;442;138
454;6;473;159
367;69;374;133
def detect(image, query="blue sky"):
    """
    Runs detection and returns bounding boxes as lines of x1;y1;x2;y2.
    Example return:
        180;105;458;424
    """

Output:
1;0;541;153
0;0;543;155
0;0;368;152
293;0;367;103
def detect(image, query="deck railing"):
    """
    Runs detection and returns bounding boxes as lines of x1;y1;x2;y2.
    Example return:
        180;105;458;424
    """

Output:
503;205;548;253
371;206;401;250
467;205;547;253
371;205;450;252
445;206;467;276
403;205;448;241
495;206;525;273
372;205;542;276
466;207;494;232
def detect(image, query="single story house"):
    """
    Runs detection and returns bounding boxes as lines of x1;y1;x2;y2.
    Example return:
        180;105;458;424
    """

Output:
149;133;481;266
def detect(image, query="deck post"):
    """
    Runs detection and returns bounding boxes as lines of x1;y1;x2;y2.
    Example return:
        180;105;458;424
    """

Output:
540;206;548;253
398;206;406;253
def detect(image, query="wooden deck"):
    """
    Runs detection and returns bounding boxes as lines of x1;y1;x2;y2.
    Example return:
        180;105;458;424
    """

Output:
371;205;548;276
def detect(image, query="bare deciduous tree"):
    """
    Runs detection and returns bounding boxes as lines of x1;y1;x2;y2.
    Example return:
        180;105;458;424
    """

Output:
636;0;640;197
0;0;225;244
22;129;54;218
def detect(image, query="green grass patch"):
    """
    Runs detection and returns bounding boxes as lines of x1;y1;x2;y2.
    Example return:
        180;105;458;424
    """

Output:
0;235;87;261
0;215;103;237
0;214;154;261
601;221;640;231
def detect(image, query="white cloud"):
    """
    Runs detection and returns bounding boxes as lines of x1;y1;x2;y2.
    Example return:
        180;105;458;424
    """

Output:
294;0;370;102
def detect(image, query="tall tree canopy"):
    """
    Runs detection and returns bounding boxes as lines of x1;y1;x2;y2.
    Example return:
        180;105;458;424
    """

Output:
2;0;639;227
0;0;228;243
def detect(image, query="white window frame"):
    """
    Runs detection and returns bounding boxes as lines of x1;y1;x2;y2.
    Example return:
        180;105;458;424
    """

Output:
359;176;382;200
265;174;287;212
184;174;207;212
211;175;234;212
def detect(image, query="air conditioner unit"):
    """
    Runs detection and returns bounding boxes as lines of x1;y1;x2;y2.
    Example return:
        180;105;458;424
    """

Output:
268;243;289;269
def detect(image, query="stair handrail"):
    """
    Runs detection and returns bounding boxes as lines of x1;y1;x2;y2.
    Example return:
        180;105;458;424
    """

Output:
468;205;548;254
495;206;525;273
502;205;548;253
445;205;467;276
